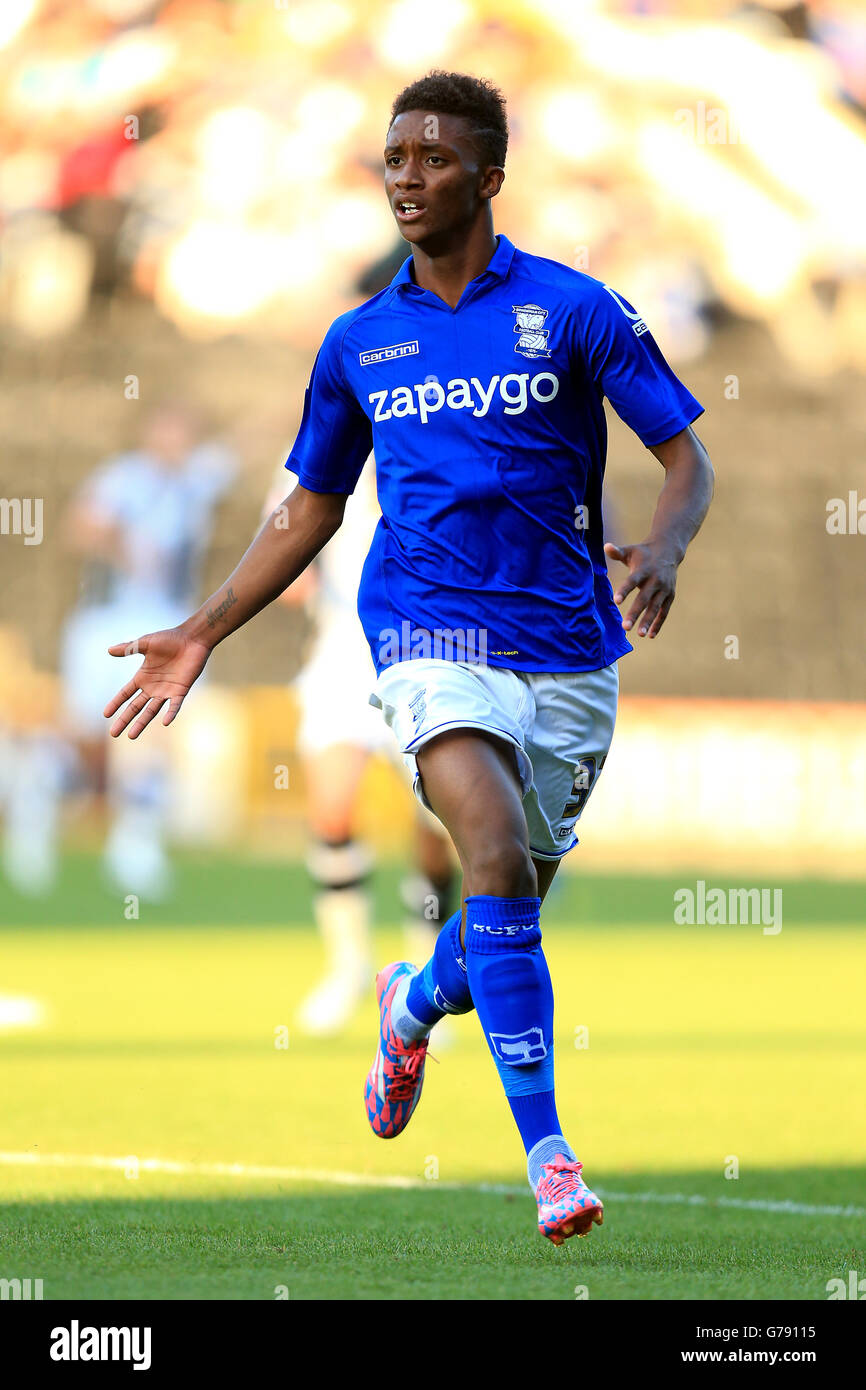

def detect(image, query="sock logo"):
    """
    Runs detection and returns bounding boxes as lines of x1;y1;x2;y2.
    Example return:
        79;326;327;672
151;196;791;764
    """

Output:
471;923;526;936
489;1026;547;1065
433;984;460;1014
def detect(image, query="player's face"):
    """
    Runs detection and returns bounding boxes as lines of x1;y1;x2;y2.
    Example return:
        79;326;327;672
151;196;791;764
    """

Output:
384;110;502;246
143;409;194;465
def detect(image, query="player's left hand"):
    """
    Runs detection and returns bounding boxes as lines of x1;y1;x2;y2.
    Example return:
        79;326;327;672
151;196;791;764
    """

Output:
604;541;678;638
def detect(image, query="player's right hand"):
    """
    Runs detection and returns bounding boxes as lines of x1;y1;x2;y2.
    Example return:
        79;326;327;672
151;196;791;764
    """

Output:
103;628;211;740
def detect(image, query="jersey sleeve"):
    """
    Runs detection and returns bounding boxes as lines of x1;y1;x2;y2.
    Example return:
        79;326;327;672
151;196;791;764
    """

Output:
285;314;372;494
574;280;704;447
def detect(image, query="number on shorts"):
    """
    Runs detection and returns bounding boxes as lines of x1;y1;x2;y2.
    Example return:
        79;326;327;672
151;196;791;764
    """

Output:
561;754;606;821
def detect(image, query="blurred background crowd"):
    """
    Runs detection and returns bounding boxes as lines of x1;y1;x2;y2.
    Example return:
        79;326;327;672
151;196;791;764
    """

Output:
3;0;866;359
1;0;865;917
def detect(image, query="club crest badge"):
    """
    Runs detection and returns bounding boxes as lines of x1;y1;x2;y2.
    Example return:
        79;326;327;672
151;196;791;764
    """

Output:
489;1026;548;1064
512;303;551;359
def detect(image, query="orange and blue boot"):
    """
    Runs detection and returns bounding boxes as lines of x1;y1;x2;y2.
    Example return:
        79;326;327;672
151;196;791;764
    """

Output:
536;1155;604;1244
364;962;429;1139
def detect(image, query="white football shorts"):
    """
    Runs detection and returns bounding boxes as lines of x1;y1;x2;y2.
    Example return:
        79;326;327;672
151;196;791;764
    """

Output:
369;658;619;860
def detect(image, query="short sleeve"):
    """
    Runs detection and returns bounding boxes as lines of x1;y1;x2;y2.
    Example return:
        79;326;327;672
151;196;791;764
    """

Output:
285;314;372;494
575;281;704;448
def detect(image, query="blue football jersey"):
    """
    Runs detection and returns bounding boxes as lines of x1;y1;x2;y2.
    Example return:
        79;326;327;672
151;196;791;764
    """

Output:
285;234;703;676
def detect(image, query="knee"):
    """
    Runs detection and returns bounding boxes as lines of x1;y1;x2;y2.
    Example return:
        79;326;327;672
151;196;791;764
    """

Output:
465;836;537;899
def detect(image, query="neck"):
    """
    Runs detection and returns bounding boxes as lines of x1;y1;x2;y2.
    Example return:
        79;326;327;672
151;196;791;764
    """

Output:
409;215;498;309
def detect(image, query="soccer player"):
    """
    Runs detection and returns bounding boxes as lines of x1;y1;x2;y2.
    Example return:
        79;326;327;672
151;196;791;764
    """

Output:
104;72;713;1244
7;403;235;899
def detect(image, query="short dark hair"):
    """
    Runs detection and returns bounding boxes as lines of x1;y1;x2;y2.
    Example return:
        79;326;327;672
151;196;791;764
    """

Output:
389;70;508;168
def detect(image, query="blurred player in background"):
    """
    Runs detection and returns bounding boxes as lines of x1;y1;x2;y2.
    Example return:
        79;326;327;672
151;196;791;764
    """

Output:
266;460;458;1036
0;627;66;906
3;404;236;899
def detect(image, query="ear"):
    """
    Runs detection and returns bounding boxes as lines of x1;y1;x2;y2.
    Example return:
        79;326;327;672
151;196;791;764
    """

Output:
480;166;505;200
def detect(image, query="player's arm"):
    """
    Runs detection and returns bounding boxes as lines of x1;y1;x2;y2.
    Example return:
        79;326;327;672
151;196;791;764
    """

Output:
65;502;123;561
184;484;345;644
261;467;320;609
64;463;128;564
577;281;714;640
604;424;713;639
103;486;347;740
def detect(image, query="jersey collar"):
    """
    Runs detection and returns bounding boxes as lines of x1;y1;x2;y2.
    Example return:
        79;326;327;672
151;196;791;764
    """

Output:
389;233;516;293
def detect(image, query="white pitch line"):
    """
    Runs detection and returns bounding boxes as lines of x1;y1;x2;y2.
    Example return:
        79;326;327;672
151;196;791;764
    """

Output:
593;1190;866;1219
0;1152;425;1190
0;1152;862;1219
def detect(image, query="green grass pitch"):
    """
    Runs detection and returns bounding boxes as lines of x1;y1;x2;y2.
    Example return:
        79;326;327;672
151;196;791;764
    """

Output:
0;857;863;1300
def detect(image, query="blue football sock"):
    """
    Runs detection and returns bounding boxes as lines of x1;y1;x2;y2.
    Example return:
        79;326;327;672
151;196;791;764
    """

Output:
507;1090;562;1152
464;894;570;1174
391;910;474;1043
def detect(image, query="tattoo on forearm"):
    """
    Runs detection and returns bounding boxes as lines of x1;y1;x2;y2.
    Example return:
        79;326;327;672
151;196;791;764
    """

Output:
206;586;238;629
